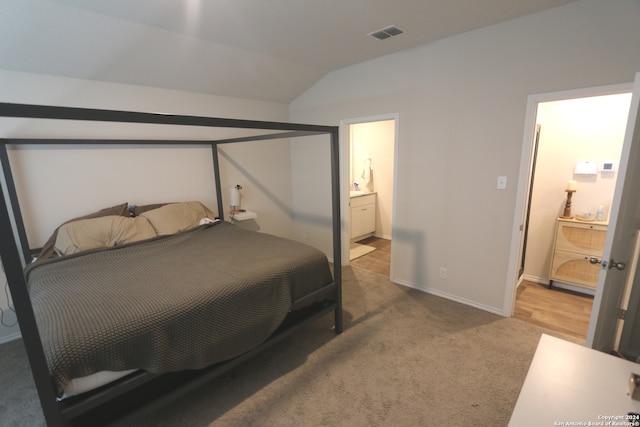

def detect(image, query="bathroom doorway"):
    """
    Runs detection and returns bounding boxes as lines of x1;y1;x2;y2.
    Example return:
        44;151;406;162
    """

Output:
509;85;633;338
340;114;398;278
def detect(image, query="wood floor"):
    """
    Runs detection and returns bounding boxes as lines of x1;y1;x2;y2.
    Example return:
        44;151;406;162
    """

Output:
351;237;593;341
349;236;391;276
513;280;593;342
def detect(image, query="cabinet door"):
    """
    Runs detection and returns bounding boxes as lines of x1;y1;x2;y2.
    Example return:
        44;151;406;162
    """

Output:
350;207;361;237
362;204;375;233
550;251;601;289
555;223;607;256
351;205;374;237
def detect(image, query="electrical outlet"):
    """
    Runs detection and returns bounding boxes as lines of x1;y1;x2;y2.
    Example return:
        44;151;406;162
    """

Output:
439;267;447;279
497;176;507;190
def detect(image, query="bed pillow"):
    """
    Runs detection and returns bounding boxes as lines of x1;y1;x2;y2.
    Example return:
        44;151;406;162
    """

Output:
130;203;169;217
37;202;130;260
139;201;215;235
54;215;157;256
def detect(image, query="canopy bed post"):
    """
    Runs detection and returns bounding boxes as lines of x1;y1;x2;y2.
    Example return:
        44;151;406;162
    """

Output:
0;183;65;427
210;143;225;221
0;142;32;265
330;127;343;333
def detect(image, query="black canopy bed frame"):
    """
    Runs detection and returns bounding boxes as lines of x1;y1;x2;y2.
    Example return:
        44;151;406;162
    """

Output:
0;102;342;426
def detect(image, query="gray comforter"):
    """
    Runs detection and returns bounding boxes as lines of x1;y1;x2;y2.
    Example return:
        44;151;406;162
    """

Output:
25;221;333;397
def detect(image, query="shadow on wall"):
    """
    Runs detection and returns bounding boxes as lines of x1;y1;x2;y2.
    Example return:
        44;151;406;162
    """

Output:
218;146;339;244
391;227;425;287
218;148;294;220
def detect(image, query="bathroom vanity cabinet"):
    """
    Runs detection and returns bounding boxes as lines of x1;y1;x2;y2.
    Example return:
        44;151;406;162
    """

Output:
549;218;608;290
350;193;376;241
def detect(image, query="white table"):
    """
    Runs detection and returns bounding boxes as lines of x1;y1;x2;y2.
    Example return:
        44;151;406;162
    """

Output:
509;334;640;426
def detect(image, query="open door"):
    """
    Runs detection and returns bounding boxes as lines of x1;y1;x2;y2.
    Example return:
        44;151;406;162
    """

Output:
615;231;640;358
518;124;541;280
588;72;640;353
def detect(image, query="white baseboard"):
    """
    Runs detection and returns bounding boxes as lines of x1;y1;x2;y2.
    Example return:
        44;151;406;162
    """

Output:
374;233;392;240
392;277;506;317
522;274;549;285
0;332;21;345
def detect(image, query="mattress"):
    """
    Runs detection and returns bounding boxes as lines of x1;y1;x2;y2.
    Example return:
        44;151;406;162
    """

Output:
25;221;334;397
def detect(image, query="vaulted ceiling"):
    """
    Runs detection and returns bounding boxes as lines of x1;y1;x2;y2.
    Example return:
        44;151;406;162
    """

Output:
1;0;577;103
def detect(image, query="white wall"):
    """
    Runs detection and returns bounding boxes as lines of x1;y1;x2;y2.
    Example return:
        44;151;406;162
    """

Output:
289;0;640;314
289;134;334;253
0;70;294;244
525;93;631;283
0;70;293;341
350;120;395;239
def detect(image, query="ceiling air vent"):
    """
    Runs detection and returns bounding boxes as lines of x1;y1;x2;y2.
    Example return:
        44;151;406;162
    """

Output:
368;25;404;41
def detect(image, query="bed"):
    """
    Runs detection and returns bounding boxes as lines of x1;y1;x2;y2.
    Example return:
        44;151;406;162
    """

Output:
0;102;342;426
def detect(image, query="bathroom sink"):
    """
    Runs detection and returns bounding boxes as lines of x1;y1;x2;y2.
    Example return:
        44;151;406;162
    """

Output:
350;190;366;197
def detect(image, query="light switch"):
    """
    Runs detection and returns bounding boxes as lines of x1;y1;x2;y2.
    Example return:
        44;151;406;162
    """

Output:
497;176;507;190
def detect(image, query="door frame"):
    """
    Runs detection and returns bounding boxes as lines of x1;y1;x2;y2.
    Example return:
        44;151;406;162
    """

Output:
503;82;633;317
339;113;399;276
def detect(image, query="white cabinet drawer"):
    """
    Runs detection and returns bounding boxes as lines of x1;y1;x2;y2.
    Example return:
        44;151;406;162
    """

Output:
350;193;375;208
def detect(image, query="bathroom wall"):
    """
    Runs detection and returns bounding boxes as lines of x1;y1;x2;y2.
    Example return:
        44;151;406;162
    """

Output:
524;93;632;283
350;120;395;239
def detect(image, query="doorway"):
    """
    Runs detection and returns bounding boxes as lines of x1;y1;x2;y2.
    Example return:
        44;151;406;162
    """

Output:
508;84;633;337
340;114;398;277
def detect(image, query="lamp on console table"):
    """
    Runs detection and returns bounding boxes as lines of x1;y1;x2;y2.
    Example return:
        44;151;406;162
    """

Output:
561;180;577;219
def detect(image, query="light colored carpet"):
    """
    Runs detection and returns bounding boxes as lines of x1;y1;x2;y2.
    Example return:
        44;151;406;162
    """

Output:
349;243;376;260
0;266;581;426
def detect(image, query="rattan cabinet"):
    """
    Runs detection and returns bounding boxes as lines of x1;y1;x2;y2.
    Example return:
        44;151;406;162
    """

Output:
549;218;608;290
